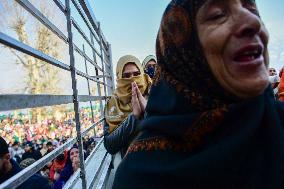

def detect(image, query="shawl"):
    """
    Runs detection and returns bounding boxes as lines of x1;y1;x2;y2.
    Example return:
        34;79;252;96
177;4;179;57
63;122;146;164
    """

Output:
113;1;284;188
105;55;152;133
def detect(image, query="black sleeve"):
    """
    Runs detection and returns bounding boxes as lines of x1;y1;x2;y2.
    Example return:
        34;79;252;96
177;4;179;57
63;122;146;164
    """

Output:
103;114;140;155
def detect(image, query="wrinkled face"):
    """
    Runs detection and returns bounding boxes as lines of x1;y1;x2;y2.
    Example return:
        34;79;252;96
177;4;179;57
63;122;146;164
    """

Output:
122;63;141;78
196;0;269;98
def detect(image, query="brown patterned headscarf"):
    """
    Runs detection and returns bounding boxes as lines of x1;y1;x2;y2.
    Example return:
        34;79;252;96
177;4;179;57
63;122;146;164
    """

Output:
155;0;237;111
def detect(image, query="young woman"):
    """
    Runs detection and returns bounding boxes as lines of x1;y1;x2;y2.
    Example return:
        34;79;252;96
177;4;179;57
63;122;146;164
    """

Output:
104;55;151;156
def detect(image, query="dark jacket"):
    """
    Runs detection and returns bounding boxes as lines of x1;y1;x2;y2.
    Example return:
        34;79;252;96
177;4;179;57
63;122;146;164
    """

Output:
104;113;140;156
0;159;51;189
22;149;42;161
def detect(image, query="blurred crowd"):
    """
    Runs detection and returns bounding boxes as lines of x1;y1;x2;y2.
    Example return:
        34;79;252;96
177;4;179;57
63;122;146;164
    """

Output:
269;67;284;101
0;107;104;144
0;106;103;188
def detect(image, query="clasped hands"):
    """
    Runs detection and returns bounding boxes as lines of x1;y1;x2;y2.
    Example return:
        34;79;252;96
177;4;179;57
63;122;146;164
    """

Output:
131;82;147;119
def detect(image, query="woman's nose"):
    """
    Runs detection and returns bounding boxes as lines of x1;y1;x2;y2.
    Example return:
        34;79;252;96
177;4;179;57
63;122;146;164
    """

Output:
234;8;261;38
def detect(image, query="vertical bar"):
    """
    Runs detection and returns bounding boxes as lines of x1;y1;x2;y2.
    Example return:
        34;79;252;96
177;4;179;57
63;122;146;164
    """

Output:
90;31;104;119
98;22;107;97
65;0;87;189
107;43;115;95
83;44;96;136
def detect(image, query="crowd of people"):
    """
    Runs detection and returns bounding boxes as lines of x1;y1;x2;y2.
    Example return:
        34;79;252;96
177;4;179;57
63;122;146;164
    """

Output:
0;106;103;188
1;135;97;189
0;106;104;145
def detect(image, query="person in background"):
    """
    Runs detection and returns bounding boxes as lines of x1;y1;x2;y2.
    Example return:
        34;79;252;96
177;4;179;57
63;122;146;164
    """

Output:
269;74;280;97
268;67;277;76
142;55;157;79
104;55;152;157
113;0;284;188
40;142;48;156
22;141;42;161
10;141;24;163
0;137;51;189
49;152;67;182
54;146;80;189
278;66;284;101
46;141;54;155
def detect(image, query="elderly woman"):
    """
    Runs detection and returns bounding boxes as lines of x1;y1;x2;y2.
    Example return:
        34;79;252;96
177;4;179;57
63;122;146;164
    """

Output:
104;55;151;156
113;0;284;188
142;55;157;79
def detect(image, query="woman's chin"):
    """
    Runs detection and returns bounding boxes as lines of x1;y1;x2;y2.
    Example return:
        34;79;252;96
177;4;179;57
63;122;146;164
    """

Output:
227;79;269;99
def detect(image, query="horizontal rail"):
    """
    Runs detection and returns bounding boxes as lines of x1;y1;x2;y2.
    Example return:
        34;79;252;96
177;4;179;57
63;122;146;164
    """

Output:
16;0;68;43
77;0;108;49
81;118;104;137
83;139;108;189
0;138;76;189
0;32;71;71
0;95;106;111
89;153;108;189
76;70;104;84
71;0;100;44
78;96;106;102
85;138;103;165
62;169;80;189
62;138;104;189
0;94;72;111
73;44;103;72
76;0;98;32
72;18;102;58
92;75;111;79
52;0;66;13
103;59;111;68
95;155;112;189
76;70;113;88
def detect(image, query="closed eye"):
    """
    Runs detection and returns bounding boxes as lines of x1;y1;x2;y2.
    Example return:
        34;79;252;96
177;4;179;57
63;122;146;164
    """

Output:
208;12;226;20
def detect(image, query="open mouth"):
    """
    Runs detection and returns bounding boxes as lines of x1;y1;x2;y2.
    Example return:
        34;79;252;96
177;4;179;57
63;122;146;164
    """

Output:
233;45;263;63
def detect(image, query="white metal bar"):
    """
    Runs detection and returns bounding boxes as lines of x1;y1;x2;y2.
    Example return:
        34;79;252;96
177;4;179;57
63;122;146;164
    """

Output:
16;0;68;43
0;32;70;71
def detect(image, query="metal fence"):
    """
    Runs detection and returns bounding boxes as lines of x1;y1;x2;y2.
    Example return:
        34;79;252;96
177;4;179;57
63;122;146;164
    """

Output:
0;0;114;188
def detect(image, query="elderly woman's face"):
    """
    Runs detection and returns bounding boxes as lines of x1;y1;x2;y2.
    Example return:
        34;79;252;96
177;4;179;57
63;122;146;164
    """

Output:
196;0;269;98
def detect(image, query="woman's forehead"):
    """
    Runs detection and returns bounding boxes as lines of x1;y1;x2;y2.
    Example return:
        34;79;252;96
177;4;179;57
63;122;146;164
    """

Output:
198;0;256;10
123;63;140;72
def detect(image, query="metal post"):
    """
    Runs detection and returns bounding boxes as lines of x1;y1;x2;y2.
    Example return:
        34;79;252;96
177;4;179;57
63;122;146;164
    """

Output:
107;43;115;95
65;0;87;189
83;44;95;128
98;22;107;97
90;31;104;118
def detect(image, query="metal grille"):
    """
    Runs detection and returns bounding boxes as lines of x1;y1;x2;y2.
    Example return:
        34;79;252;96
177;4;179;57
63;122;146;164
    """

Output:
0;0;114;188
